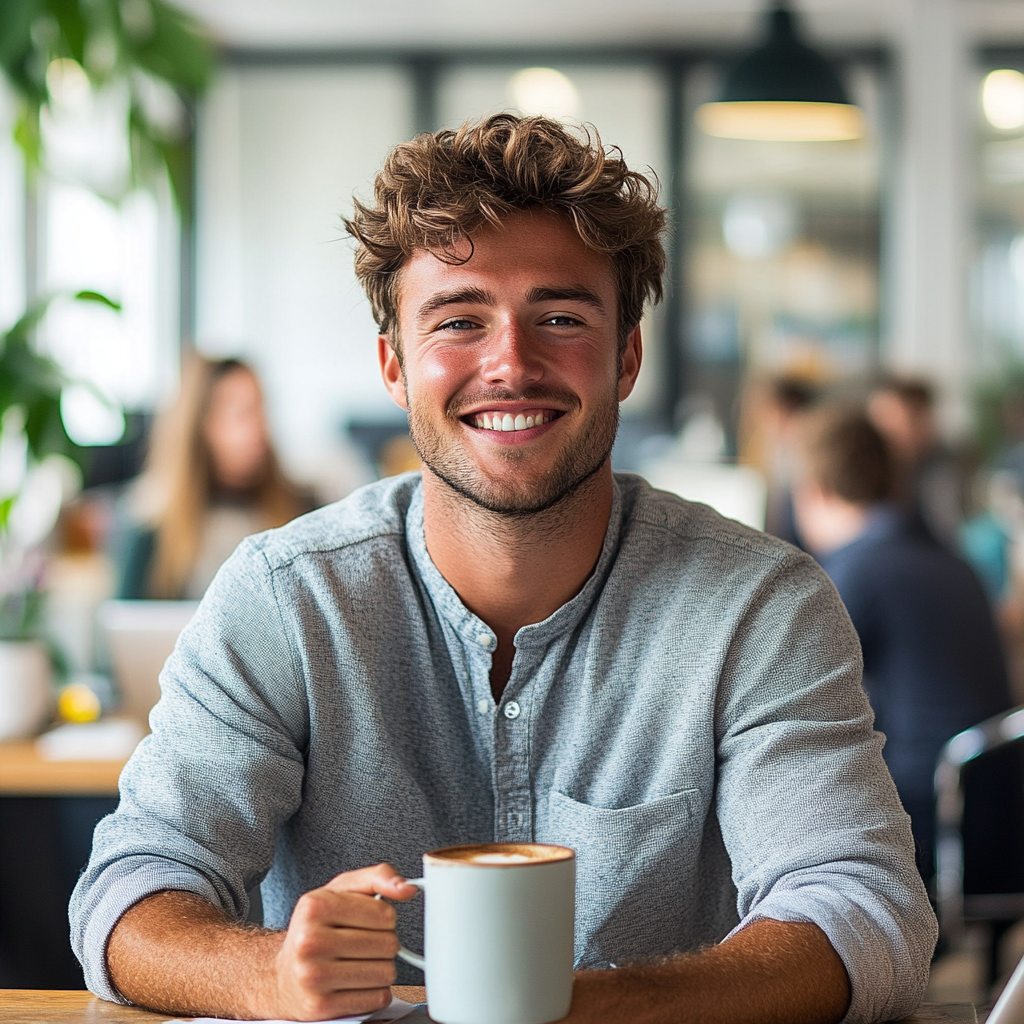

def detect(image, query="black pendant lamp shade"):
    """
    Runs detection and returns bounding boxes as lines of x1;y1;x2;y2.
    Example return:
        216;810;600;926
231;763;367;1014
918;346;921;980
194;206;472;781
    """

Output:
696;5;865;141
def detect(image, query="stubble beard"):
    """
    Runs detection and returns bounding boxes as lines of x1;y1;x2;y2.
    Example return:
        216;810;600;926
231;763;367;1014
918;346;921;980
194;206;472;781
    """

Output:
406;384;620;518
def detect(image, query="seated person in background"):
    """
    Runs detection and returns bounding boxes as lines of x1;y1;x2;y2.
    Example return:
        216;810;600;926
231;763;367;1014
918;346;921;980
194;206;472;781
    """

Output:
118;355;311;599
73;115;935;1024
867;377;967;550
792;405;1012;886
739;374;819;547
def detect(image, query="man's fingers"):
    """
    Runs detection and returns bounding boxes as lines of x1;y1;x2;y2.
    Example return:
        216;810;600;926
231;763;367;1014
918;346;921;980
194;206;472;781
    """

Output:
293;955;397;993
290;925;401;962
323;862;420;901
293;888;397;931
288;985;392;1024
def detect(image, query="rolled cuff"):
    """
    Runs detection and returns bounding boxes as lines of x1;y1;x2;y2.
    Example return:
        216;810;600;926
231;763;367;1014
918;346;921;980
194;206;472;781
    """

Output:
725;885;936;1024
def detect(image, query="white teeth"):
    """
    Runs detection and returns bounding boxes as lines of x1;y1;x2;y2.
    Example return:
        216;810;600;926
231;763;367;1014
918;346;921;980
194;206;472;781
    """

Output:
472;411;551;432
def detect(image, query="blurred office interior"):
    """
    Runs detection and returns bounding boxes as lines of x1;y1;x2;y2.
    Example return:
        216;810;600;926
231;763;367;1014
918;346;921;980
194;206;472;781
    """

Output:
1;0;1024;1004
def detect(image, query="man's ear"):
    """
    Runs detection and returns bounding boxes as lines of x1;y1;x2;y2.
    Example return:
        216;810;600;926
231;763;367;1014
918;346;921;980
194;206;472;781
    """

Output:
379;336;408;410
618;324;643;402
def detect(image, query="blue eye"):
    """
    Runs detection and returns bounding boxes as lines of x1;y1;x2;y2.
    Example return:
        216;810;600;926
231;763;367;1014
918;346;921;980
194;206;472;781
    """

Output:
440;318;479;331
544;315;582;326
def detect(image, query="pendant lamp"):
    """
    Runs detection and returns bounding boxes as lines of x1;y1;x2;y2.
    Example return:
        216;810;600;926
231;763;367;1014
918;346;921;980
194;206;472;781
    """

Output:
696;3;865;142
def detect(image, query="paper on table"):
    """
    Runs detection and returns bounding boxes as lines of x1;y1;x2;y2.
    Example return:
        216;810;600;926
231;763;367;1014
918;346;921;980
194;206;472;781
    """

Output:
36;719;144;760
166;995;418;1024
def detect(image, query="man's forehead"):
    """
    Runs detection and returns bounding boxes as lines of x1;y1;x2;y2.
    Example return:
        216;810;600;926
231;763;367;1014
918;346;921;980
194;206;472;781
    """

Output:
396;214;615;301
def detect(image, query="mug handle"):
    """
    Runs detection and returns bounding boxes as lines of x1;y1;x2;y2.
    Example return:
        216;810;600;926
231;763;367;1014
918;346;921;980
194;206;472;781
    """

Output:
376;878;426;971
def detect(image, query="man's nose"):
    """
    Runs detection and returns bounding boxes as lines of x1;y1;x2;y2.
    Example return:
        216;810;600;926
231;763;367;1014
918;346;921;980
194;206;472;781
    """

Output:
480;319;544;388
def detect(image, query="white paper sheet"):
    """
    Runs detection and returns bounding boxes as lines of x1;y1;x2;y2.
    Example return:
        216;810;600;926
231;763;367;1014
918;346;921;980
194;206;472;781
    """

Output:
36;719;144;760
167;995;417;1024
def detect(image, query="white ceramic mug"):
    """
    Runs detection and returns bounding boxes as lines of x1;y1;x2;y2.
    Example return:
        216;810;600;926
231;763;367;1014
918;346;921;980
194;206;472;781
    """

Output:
397;843;575;1024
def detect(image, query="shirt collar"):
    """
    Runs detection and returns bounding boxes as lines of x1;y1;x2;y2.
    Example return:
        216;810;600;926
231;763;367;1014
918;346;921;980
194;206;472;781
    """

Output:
406;475;625;649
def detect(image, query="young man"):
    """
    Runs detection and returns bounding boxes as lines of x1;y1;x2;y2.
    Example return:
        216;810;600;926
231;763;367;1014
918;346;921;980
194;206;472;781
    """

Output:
792;404;1011;886
72;116;935;1024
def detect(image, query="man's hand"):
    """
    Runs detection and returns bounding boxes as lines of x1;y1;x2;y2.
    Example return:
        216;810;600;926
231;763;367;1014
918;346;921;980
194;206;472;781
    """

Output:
271;864;419;1020
106;864;419;1021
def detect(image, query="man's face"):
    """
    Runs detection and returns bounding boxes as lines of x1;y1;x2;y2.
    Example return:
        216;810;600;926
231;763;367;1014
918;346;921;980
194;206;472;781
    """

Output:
379;210;641;515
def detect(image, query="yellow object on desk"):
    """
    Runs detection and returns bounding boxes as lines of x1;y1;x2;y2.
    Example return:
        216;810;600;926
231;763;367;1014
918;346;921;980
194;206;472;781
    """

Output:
58;682;103;723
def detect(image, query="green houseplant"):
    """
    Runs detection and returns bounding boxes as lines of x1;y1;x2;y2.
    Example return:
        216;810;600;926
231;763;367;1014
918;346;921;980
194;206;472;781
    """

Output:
0;289;118;738
0;289;119;633
0;0;214;215
0;1;213;735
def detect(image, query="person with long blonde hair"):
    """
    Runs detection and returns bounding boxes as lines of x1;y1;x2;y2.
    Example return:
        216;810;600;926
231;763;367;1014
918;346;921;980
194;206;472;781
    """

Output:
119;355;310;600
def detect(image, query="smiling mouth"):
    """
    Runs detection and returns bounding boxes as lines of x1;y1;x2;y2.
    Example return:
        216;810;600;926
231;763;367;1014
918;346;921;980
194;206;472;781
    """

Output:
467;409;561;432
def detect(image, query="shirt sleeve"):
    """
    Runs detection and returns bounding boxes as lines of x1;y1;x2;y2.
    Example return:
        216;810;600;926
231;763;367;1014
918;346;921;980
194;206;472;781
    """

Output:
714;549;937;1024
69;536;309;1002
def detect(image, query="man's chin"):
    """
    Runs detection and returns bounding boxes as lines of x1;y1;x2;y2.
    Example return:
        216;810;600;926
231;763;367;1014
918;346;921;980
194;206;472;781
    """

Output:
425;458;608;518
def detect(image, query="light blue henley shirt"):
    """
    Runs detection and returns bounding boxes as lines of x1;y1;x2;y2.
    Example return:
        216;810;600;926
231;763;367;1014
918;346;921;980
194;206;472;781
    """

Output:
70;473;937;1023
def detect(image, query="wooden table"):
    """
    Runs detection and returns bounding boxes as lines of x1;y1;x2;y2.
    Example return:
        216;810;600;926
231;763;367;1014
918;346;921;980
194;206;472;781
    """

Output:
0;740;127;796
0;992;976;1023
1;987;427;1023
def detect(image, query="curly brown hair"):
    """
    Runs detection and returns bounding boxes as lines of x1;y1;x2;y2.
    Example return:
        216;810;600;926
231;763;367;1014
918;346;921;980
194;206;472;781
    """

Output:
345;114;666;357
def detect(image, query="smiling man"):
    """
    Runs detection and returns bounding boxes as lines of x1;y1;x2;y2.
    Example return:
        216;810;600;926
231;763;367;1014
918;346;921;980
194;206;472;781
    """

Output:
72;115;935;1024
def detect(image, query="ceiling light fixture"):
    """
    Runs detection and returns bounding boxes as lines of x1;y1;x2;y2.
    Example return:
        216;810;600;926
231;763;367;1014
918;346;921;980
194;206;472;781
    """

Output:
983;69;1024;131
696;3;865;142
508;67;580;120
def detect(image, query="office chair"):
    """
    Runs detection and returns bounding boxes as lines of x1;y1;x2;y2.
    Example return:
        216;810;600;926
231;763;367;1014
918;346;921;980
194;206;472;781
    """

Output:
935;705;1024;987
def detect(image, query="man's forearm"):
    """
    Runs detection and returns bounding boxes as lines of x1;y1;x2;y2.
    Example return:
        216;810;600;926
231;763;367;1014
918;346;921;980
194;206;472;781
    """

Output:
106;891;286;1018
106;867;409;1021
568;920;851;1024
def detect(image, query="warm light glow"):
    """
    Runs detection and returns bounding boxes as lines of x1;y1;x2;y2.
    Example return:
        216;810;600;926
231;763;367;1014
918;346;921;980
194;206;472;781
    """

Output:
696;101;865;142
508;67;580;120
983;69;1024;131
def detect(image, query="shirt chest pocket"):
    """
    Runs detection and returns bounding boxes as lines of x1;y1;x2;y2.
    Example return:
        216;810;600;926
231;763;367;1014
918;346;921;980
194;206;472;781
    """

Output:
542;788;704;967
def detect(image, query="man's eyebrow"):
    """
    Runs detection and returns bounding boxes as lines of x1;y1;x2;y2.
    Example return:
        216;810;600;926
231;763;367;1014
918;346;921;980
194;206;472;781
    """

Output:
416;287;496;322
525;286;607;311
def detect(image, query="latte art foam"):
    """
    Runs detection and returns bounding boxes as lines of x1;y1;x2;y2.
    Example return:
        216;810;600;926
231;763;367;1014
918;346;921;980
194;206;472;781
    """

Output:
468;852;534;865
426;842;574;865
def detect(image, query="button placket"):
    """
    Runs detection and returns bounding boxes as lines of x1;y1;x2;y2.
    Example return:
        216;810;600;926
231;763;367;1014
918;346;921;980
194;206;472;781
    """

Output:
494;683;532;843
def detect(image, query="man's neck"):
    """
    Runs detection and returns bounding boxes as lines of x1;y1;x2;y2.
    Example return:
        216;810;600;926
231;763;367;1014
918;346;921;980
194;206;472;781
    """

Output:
421;465;615;699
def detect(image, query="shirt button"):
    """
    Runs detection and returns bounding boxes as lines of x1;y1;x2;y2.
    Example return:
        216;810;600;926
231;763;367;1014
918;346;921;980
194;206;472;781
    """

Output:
503;701;521;720
477;699;490;715
477;633;493;649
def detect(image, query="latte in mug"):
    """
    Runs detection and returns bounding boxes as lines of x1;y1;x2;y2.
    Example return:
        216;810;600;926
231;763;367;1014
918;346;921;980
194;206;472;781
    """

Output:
397;843;575;1024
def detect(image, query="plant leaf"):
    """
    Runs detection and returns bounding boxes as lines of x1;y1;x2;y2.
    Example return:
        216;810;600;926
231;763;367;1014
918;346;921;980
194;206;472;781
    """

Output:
74;289;122;311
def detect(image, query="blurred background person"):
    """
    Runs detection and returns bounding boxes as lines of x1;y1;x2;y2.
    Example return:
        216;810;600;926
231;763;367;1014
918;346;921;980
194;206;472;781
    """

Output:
118;356;312;600
739;374;820;546
867;377;969;550
792;404;1011;889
